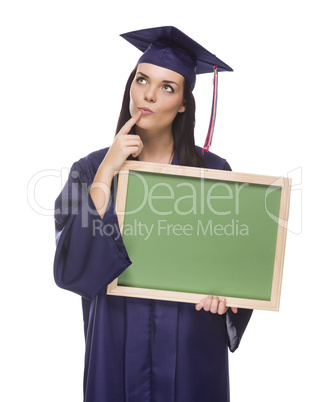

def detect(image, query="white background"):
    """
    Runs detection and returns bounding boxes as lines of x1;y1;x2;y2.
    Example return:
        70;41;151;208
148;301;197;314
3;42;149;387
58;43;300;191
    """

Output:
1;1;328;401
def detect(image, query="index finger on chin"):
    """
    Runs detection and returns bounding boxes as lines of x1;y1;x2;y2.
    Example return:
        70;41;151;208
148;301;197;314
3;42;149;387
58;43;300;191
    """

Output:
119;111;142;135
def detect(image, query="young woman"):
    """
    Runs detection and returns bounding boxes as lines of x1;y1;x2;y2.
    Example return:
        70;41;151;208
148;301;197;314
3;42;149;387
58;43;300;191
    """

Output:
54;26;252;402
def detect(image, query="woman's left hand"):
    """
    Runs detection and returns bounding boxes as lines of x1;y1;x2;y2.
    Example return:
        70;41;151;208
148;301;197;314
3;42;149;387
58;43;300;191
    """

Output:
195;296;238;315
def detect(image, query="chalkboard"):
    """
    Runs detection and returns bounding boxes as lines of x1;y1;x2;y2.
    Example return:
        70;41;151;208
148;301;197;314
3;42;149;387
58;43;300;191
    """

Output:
107;161;291;311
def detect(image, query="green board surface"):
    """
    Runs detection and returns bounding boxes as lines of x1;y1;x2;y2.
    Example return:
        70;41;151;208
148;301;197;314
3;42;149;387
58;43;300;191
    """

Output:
118;170;281;301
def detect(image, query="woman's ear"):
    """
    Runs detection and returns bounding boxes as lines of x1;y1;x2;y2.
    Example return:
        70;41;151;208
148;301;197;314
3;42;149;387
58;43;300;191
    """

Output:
178;102;186;113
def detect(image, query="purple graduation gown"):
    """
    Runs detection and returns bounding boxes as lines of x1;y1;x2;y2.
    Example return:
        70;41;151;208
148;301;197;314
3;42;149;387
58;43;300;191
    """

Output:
54;146;252;402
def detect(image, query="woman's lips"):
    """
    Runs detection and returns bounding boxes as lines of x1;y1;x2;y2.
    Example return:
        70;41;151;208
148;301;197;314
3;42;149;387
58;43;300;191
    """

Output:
138;107;154;116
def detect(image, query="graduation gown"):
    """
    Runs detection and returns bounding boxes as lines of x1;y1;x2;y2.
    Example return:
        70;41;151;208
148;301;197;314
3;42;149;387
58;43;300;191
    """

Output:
54;146;252;402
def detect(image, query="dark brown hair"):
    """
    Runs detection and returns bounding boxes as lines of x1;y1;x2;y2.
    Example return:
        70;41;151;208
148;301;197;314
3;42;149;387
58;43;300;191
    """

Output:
115;67;206;168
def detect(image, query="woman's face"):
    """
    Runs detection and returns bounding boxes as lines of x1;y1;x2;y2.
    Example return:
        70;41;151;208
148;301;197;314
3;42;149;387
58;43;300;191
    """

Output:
129;63;186;134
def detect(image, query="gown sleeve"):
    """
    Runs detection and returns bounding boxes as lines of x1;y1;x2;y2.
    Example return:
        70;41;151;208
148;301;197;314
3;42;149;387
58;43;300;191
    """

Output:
225;308;252;352
53;159;132;300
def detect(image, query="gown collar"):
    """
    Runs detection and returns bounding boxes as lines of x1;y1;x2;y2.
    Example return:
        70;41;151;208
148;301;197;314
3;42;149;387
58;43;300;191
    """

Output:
129;152;179;166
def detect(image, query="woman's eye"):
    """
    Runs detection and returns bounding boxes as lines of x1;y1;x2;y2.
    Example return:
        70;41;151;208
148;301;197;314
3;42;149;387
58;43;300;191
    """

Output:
163;84;174;93
137;77;147;85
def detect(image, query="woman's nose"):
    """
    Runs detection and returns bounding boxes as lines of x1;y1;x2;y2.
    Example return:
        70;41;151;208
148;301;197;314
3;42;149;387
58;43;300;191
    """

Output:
144;86;157;103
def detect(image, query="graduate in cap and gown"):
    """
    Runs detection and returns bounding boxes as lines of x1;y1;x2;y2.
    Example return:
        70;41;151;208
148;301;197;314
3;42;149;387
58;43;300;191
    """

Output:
54;26;253;402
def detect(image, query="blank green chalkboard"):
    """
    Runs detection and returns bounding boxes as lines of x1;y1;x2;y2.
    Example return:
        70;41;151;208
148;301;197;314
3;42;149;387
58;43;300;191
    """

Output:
107;161;291;311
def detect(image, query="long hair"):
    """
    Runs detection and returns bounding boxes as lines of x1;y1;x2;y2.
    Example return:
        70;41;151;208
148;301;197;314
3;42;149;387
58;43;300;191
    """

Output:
115;67;206;168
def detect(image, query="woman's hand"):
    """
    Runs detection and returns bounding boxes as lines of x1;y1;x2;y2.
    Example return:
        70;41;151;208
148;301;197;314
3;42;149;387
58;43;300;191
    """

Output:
90;111;143;218
103;111;143;174
195;296;238;315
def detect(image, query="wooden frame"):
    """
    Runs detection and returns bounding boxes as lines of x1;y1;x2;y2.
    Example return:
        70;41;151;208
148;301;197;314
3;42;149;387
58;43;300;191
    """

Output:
107;161;291;311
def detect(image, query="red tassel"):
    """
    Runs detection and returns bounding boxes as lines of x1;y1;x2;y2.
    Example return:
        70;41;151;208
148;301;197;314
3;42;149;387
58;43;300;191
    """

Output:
202;66;218;154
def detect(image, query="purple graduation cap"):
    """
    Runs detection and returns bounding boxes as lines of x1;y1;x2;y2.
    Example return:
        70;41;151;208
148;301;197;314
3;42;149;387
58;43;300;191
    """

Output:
120;26;233;153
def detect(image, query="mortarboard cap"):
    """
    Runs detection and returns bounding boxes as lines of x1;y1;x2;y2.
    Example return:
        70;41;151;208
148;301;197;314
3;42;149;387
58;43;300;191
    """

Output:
120;26;233;152
120;26;233;89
